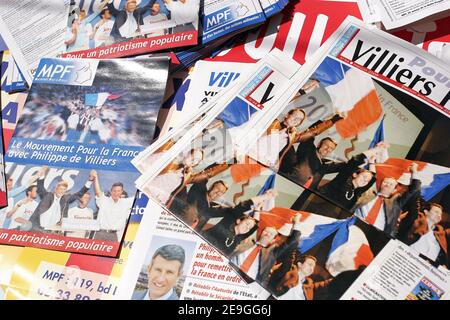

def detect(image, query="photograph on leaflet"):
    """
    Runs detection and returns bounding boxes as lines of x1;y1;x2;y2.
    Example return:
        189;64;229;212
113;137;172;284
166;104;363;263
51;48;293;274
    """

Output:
1;57;169;256
63;0;200;58
131;235;196;300
136;50;301;185
146;157;391;300
0;164;138;255
244;56;450;264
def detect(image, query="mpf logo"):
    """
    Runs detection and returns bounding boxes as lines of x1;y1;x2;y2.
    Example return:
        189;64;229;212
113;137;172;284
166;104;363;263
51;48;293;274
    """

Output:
36;63;74;80
205;6;234;31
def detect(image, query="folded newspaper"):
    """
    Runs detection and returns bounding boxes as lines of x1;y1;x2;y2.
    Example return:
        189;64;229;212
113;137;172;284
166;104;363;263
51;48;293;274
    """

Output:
125;17;450;300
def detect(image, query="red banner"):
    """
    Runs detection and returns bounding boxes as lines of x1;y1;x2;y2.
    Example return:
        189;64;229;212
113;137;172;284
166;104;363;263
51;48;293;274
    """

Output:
0;230;119;256
62;31;198;59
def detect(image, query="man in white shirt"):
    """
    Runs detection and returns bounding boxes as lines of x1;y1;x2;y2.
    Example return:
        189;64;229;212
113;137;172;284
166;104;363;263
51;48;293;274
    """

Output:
65;10;93;51
133;244;184;300
163;0;199;33
142;3;169;37
65;192;94;238
91;170;134;242
106;0;153;40
90;9;115;47
6;186;39;230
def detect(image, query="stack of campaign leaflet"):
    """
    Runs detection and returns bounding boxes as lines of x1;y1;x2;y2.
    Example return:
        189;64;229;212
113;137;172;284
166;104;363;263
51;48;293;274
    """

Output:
0;0;449;302
120;17;450;300
174;0;293;69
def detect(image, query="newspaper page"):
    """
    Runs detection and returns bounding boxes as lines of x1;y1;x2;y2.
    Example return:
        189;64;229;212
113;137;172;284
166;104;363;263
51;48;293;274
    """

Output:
62;0;200;59
392;16;450;63
117;197;269;300
341;240;450;300
1;56;169;256
365;0;450;30
0;0;70;85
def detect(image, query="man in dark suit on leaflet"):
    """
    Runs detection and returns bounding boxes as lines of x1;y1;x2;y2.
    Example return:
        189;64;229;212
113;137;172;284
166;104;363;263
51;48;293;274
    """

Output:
354;163;421;237
230;214;302;288
278;114;344;190
106;0;154;41
398;198;450;269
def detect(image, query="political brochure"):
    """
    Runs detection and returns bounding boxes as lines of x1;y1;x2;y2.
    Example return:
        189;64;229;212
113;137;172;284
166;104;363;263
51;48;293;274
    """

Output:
0;0;71;85
62;0;200;60
0;56;170;257
128;17;450;300
117;197;270;300
357;0;450;30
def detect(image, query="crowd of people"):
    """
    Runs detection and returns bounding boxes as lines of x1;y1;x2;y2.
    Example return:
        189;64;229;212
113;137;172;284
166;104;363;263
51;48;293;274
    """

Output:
15;85;146;146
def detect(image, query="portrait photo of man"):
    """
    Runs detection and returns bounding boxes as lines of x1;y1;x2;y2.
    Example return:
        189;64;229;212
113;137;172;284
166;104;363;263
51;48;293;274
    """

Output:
133;244;186;300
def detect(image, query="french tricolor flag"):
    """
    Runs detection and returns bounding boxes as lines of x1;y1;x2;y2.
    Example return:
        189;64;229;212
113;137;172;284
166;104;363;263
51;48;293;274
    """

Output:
299;217;374;277
85;92;123;107
313;57;383;139
376;158;450;201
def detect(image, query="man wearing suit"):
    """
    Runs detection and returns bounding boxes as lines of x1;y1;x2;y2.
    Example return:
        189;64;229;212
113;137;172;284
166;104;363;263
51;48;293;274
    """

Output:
132;244;184;300
274;255;332;300
230;214;302;287
279;114;344;188
106;0;155;40
354;162;421;237
185;179;228;232
398;201;450;268
29;167;93;232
